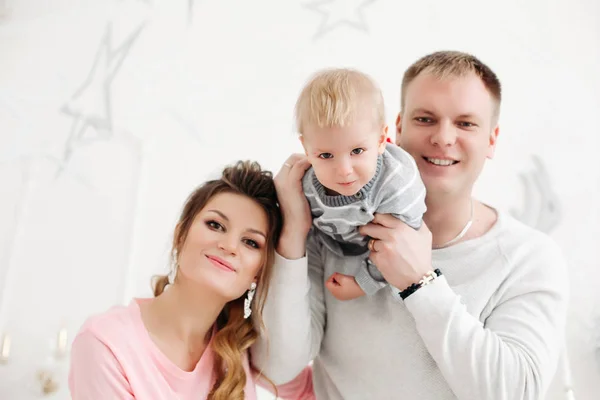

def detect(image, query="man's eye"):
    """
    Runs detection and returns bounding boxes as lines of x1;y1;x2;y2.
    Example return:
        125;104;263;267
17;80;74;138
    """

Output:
414;117;435;124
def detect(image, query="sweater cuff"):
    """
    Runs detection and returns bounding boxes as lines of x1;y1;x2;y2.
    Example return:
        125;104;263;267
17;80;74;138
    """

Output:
354;266;387;295
403;276;460;322
271;251;309;288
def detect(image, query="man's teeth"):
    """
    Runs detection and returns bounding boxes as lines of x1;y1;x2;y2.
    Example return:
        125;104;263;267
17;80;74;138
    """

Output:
426;158;456;166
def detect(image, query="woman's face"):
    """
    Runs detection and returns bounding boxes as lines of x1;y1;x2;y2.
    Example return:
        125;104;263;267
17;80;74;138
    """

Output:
176;192;269;301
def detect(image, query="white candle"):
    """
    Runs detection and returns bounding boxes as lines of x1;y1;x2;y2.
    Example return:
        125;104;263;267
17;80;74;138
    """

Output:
56;328;67;356
0;334;10;362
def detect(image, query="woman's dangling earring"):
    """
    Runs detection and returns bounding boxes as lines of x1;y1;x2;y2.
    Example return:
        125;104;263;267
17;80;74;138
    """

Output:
167;250;178;287
167;267;176;286
244;282;257;319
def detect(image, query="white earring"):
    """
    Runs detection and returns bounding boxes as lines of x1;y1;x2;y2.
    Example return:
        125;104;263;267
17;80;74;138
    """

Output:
244;282;257;319
167;250;178;286
167;266;177;286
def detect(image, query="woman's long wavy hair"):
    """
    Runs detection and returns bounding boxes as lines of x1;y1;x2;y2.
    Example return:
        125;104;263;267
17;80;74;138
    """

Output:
152;160;282;400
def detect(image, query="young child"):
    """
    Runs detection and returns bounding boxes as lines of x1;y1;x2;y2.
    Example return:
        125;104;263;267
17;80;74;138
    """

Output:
295;68;427;300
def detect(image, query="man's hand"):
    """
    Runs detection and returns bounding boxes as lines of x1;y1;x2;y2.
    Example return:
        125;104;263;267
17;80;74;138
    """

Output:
359;214;433;290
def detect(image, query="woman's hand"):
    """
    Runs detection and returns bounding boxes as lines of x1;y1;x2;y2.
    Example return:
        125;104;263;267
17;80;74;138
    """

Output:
359;214;433;290
274;154;312;259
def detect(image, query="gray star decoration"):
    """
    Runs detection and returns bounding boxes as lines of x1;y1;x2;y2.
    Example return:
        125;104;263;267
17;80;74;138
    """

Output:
510;155;562;234
0;1;10;21
58;22;145;176
509;159;574;392
188;0;196;25
304;0;377;40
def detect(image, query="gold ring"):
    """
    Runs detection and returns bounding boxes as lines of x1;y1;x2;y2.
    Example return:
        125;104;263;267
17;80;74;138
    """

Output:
368;239;377;252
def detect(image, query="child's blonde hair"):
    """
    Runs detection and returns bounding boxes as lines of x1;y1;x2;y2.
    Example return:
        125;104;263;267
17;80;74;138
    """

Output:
294;68;386;134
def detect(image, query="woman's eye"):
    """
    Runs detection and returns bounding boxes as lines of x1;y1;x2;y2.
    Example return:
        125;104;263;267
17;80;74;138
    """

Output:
244;239;260;249
207;220;224;231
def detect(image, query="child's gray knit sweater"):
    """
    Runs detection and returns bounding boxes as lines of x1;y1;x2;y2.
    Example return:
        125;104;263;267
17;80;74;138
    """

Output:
301;143;427;294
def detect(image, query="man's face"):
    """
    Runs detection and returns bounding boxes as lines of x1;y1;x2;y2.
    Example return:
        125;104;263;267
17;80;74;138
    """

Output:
396;71;499;199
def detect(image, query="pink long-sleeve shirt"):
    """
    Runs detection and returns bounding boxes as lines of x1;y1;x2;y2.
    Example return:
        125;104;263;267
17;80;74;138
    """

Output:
69;299;314;399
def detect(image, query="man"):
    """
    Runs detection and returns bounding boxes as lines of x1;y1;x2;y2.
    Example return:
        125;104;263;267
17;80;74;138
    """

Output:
251;51;568;400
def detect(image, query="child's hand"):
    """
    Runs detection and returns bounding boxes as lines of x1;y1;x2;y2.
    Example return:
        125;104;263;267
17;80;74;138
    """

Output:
326;272;366;301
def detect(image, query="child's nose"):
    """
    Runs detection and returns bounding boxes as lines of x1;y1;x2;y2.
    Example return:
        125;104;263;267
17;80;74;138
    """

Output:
336;159;353;176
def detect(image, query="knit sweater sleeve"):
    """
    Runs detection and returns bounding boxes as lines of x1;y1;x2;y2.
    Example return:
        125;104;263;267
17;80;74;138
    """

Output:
375;145;427;229
250;233;326;385
404;235;569;400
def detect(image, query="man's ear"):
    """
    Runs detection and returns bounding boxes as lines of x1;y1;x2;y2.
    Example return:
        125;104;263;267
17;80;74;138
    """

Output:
487;125;500;159
395;112;403;145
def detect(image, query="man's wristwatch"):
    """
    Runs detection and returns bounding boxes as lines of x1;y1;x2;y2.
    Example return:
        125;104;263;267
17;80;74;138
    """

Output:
399;269;442;300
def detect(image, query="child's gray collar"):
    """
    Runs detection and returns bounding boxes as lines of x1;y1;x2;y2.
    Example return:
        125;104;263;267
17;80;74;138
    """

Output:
311;154;383;207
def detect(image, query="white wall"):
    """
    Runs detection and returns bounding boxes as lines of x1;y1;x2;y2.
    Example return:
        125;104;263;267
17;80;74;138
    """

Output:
0;0;598;398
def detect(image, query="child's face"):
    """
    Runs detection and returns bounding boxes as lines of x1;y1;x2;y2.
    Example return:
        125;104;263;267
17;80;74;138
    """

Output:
301;116;388;196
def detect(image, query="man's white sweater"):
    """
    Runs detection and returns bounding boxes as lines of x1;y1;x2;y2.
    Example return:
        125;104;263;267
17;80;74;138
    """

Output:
251;210;569;400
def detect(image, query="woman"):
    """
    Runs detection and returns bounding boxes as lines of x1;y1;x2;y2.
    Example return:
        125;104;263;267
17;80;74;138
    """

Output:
69;160;313;400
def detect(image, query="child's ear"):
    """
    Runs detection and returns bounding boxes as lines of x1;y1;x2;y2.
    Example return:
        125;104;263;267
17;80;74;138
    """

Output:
378;125;389;154
299;134;308;156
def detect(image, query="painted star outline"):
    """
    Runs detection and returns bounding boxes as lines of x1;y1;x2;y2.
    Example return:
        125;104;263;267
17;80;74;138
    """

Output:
304;0;377;40
58;22;145;175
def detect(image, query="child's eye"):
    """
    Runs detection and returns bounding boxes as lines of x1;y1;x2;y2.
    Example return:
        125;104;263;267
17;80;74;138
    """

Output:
243;238;260;249
318;153;333;159
351;148;364;155
206;220;224;231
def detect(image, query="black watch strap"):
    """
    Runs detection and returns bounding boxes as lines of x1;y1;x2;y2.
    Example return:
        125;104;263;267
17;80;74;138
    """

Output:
399;269;442;300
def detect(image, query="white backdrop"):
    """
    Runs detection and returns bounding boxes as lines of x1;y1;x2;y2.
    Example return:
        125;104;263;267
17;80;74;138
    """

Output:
0;0;599;398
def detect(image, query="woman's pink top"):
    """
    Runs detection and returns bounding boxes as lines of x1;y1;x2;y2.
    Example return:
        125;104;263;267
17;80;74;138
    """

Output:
68;299;314;399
